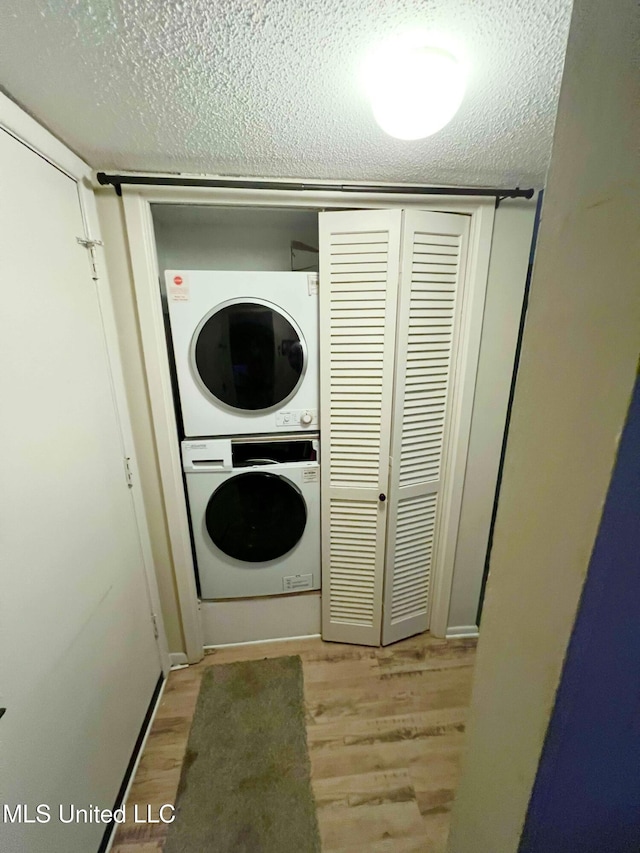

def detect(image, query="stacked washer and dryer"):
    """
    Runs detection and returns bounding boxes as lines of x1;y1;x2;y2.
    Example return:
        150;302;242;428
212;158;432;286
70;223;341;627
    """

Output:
166;270;321;601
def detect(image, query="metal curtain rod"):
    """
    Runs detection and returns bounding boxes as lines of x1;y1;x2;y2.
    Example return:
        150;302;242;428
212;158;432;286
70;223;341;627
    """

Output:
96;172;534;205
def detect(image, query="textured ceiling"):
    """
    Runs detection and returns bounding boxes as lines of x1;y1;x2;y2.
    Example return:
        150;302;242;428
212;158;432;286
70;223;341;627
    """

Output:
0;0;572;186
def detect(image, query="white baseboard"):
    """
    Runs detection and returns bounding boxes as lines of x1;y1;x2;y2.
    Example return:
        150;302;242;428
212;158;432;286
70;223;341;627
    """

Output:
200;591;321;646
169;652;188;668
446;624;480;639
205;633;321;650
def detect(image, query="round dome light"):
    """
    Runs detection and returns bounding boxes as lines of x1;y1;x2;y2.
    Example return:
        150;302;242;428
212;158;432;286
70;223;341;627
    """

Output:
362;37;467;140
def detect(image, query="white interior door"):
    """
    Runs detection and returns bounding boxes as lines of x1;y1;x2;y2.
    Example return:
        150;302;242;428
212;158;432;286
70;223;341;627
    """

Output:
0;128;162;852
382;210;470;644
319;209;401;645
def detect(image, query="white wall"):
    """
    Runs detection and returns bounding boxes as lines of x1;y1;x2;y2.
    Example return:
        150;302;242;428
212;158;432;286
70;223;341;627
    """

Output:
449;0;640;848
200;593;321;646
152;204;319;277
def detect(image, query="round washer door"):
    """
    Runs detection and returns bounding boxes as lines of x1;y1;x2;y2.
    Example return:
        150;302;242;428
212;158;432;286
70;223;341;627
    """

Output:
192;299;306;412
205;471;307;562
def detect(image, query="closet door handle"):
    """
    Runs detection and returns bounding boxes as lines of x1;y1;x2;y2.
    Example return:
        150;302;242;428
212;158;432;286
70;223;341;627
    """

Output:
379;493;386;502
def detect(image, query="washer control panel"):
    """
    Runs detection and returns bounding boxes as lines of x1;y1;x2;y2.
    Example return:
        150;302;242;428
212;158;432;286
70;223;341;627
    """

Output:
275;408;318;428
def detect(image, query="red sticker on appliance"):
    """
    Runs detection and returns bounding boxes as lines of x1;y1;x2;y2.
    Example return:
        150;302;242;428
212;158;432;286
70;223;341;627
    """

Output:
168;272;189;301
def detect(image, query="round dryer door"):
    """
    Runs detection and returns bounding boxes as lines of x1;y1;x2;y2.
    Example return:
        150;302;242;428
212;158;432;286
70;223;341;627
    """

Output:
205;471;307;562
192;299;306;412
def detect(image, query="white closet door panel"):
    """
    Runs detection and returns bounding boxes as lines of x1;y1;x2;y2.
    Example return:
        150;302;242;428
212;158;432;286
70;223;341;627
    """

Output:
382;210;470;645
320;209;401;645
0;129;161;852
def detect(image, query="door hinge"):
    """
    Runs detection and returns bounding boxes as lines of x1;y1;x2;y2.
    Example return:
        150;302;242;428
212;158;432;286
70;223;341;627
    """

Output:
76;236;104;249
76;236;103;282
151;613;160;640
124;456;133;488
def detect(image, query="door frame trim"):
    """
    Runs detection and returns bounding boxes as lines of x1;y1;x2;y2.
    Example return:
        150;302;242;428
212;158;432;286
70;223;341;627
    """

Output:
100;674;166;853
0;92;171;675
119;180;495;648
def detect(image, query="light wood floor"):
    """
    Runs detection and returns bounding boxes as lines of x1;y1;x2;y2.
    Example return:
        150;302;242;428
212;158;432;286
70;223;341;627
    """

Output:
111;634;476;852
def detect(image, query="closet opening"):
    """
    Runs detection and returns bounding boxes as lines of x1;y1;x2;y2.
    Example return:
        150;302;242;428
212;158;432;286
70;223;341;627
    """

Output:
122;188;534;653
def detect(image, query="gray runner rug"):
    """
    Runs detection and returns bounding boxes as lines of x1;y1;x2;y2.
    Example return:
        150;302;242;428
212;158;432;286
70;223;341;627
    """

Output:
163;655;321;853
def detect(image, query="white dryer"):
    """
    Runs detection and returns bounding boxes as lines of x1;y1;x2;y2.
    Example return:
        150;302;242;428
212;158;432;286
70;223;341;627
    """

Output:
182;435;321;599
166;270;319;437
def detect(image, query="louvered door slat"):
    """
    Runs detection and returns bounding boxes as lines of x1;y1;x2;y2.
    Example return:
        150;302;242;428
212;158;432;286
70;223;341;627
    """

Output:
382;210;470;646
327;275;389;285
414;233;460;246
320;210;402;645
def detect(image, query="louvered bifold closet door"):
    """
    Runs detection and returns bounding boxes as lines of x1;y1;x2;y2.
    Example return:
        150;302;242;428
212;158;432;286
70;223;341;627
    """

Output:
319;210;402;645
381;210;470;645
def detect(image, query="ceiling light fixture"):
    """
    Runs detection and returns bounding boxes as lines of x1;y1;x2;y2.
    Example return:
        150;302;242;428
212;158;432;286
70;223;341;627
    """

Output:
361;34;468;140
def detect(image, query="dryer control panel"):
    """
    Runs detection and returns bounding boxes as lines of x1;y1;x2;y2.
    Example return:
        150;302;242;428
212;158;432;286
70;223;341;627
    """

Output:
275;408;318;428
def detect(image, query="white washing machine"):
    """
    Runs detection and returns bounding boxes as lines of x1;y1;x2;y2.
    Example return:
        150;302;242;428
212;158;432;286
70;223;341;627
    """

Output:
166;270;319;437
182;435;321;599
